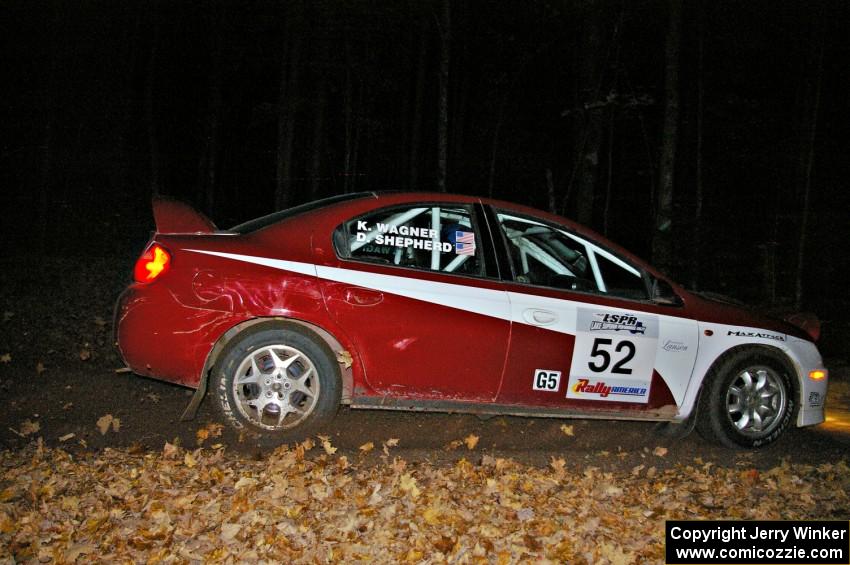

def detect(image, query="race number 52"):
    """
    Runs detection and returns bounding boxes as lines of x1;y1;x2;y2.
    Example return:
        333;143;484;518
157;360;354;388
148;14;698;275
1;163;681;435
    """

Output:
588;338;636;374
533;369;562;392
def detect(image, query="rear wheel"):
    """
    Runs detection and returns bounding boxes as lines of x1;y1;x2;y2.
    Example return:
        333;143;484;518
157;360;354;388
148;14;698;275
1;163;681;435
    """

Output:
211;327;341;443
696;348;795;449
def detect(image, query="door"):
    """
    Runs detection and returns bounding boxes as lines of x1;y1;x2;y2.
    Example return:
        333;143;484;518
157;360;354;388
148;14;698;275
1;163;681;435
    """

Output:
317;202;511;402
490;210;699;411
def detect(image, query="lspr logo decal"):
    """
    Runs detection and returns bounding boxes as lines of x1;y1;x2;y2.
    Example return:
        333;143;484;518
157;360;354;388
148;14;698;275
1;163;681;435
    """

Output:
589;313;647;335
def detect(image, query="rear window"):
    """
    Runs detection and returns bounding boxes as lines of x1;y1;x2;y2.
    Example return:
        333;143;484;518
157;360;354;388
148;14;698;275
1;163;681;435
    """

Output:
229;193;375;234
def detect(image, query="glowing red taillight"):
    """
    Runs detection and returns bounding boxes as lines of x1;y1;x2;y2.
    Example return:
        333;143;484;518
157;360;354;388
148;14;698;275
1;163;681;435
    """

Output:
133;243;171;284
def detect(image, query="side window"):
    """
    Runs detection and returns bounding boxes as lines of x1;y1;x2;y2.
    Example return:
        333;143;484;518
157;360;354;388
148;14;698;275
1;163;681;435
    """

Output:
496;211;648;299
336;205;484;276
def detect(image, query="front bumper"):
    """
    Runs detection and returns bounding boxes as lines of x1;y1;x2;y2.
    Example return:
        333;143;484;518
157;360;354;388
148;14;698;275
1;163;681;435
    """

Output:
786;336;828;427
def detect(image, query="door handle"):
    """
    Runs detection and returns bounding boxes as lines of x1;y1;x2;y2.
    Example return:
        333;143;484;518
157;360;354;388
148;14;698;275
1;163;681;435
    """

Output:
344;287;383;306
523;308;558;326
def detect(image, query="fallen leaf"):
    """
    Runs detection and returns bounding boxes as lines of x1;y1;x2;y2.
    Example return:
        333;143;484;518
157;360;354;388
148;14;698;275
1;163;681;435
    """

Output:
79;348;91;361
550;456;566;476
220;523;241;543
94;316;107;327
336;350;353;369
35;361;46;374
234;476;258;489
399;473;420;499
184;452;197;468
382;437;399;456
59;433;75;442
318;435;337;455
114;367;132;373
0;353;10;363
464;434;480;450
163;442;179;458
359;441;375;454
653;446;668;457
516;508;534;522
20;419;40;436
96;414;120;435
423;506;441;525
445;439;463;451
196;422;222;445
560;424;574;436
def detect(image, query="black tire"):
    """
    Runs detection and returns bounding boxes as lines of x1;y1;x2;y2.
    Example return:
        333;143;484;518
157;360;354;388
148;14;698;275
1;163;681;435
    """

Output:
211;326;341;443
696;348;795;449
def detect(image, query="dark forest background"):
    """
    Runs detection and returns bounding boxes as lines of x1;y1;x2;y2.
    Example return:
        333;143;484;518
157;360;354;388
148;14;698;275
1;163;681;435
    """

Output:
2;0;849;341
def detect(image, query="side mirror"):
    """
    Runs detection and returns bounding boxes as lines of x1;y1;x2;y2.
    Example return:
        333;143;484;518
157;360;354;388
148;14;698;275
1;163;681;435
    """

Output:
651;278;682;306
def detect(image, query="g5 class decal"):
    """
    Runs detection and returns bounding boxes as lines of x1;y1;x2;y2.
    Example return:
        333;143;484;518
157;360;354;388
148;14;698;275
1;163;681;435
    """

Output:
567;308;659;403
532;369;561;392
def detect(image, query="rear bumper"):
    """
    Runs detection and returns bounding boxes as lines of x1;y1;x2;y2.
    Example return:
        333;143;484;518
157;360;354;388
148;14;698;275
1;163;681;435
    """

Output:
114;283;244;388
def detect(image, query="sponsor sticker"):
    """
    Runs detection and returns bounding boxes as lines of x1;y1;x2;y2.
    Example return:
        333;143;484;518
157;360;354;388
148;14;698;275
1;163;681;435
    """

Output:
663;340;688;352
353;220;472;253
571;378;650;399
727;330;786;342
808;391;823;407
532;369;561;392
567;308;658;403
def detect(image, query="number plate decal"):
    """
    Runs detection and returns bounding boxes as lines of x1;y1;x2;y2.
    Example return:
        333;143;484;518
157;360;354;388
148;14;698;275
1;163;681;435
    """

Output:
532;369;562;392
566;308;659;403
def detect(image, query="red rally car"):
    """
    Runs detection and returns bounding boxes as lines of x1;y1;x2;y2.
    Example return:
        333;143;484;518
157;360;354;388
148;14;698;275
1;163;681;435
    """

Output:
114;192;828;448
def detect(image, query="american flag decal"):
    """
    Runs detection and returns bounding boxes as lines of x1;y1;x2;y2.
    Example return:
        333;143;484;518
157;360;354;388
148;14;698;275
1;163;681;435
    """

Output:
455;231;475;255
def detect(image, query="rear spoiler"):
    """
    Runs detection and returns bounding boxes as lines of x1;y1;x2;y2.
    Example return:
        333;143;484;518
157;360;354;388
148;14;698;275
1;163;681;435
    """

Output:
152;196;217;234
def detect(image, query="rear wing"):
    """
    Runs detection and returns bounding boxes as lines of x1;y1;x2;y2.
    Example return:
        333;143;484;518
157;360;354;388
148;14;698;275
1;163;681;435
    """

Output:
152;197;217;234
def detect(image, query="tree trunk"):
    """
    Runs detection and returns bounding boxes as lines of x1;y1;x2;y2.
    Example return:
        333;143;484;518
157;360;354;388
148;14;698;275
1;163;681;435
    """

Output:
571;2;605;225
488;92;507;198
309;41;328;200
436;0;450;192
602;109;615;236
793;11;825;310
651;0;681;276
275;28;301;210
690;0;705;290
145;25;160;197
409;21;427;191
201;9;223;216
545;168;556;214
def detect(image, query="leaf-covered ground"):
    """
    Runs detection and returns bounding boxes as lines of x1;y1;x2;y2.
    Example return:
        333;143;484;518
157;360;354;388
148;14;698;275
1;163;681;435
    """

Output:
2;437;849;564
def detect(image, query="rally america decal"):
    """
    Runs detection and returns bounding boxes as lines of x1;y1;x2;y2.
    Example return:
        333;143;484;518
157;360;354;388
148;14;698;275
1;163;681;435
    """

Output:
567;308;659;403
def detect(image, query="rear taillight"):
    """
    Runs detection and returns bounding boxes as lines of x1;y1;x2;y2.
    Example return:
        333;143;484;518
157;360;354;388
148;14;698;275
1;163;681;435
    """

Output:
133;243;171;284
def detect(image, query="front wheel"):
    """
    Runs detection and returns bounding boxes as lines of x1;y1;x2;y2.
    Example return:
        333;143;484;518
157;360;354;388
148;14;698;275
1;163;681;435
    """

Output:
211;327;341;443
696;349;795;449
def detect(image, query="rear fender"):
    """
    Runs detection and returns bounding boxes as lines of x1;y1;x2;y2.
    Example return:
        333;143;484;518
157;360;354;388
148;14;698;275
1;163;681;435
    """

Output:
181;317;358;420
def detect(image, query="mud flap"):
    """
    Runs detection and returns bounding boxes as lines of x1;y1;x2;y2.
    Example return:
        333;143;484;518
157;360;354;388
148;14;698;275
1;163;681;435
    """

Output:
180;372;208;421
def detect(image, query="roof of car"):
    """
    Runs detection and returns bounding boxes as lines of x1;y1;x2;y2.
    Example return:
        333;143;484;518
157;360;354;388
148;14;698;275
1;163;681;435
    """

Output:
228;192;378;233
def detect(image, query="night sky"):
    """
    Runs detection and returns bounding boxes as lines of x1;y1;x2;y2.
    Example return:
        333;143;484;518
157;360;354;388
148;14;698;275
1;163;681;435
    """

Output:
2;0;849;337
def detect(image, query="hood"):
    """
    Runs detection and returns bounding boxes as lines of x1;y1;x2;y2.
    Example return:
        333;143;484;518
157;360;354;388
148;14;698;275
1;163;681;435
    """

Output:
683;291;813;342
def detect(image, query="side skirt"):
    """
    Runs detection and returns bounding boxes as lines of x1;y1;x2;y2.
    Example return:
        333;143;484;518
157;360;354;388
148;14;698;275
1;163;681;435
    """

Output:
351;396;679;422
